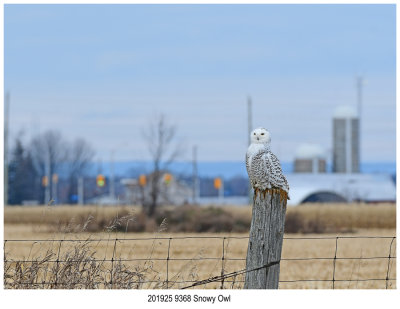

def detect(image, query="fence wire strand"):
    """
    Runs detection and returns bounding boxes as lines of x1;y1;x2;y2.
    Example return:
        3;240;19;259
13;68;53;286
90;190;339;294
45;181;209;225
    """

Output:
4;235;396;289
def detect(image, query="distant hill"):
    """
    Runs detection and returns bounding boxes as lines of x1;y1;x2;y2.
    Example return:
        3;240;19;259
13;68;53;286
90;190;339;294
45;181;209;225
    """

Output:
86;161;396;179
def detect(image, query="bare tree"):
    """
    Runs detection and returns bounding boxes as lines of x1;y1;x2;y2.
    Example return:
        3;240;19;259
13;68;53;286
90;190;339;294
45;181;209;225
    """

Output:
66;138;95;204
30;130;68;204
30;131;95;204
142;114;183;216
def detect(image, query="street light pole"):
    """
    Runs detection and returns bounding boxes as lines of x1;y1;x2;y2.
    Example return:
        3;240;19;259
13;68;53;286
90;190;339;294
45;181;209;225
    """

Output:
4;92;10;206
192;145;198;204
247;96;253;203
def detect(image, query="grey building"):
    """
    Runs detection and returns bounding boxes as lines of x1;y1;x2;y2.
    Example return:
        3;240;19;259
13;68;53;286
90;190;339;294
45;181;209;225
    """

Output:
121;173;192;206
294;144;326;173
333;106;360;173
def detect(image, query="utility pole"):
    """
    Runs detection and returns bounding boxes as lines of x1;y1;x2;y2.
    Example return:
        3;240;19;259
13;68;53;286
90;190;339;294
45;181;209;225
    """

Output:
192;145;198;204
356;76;363;171
110;150;115;203
218;177;224;202
44;152;50;204
356;76;363;121
4;92;10;206
247;96;253;146
78;177;84;205
247;96;253;203
52;174;58;204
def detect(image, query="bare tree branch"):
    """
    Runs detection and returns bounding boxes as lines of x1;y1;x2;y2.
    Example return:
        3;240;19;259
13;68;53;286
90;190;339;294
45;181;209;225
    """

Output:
141;113;184;216
29;130;95;204
30;130;68;203
67;138;95;178
65;138;95;203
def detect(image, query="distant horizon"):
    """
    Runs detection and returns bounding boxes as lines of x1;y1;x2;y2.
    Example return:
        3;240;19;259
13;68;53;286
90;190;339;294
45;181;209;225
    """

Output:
83;160;396;179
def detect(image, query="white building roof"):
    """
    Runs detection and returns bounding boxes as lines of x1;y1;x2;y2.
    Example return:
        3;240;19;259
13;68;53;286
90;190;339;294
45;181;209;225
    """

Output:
333;106;358;119
287;173;396;205
295;143;325;159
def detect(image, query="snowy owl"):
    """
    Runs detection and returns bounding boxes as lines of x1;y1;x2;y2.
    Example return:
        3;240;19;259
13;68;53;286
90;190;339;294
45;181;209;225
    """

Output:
246;127;290;200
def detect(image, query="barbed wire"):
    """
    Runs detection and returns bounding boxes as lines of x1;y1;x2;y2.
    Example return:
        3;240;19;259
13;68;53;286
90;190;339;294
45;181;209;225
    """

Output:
181;260;280;289
4;235;396;289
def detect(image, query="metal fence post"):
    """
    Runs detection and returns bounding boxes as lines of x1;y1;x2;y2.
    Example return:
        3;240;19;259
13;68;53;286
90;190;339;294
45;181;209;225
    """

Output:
110;238;117;289
332;237;338;289
166;238;171;289
220;237;226;289
385;237;395;289
54;240;63;288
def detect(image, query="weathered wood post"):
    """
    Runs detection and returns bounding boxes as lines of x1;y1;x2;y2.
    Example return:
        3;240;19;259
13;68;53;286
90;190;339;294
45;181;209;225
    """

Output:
244;188;287;289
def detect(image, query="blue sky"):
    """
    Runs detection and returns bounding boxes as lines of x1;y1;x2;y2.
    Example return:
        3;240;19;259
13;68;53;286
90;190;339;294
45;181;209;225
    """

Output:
4;4;396;163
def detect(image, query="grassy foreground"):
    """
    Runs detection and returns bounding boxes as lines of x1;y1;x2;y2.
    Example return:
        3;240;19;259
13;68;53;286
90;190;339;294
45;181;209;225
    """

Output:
4;204;396;289
4;225;396;289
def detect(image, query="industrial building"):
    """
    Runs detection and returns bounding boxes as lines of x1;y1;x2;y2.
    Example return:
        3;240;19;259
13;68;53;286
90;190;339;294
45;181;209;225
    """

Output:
332;106;360;173
287;173;395;204
289;105;395;205
294;144;326;173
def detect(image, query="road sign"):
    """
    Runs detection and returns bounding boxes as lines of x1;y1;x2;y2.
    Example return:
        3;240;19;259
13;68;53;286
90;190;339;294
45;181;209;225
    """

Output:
164;173;172;185
42;176;49;187
96;174;105;187
214;177;222;189
139;174;147;187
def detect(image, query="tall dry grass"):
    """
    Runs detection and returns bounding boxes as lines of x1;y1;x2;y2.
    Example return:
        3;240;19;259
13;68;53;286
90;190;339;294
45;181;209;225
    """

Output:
4;203;396;233
286;203;396;232
4;239;150;289
4;217;195;289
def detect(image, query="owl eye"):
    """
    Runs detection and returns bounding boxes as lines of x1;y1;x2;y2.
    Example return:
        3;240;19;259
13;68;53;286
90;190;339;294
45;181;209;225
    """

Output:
261;133;265;135
253;133;256;135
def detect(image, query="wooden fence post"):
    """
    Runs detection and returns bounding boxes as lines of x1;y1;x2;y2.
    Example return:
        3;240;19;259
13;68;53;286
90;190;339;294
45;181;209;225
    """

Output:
244;189;287;289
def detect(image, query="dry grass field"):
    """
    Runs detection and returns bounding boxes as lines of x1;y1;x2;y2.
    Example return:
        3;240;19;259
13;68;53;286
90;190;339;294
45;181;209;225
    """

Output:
4;204;397;289
4;203;396;233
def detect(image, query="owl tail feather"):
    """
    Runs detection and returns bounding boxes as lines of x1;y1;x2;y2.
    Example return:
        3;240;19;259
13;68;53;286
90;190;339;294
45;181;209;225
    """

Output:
253;187;290;202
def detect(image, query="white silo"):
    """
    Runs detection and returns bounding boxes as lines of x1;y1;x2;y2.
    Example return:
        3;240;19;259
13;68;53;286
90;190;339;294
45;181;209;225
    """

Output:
333;106;359;173
294;143;326;173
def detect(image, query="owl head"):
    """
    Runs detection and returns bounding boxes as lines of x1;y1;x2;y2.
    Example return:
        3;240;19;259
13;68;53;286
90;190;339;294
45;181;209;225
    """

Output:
250;127;271;144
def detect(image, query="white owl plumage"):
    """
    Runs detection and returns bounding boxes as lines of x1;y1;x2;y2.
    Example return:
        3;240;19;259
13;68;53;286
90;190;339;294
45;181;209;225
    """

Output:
246;127;290;199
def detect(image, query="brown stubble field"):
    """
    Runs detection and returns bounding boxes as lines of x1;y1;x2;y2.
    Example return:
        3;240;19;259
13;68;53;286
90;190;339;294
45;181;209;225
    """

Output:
4;204;397;289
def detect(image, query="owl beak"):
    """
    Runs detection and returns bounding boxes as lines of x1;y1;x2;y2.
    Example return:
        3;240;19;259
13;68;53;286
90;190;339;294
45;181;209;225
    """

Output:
256;137;259;141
